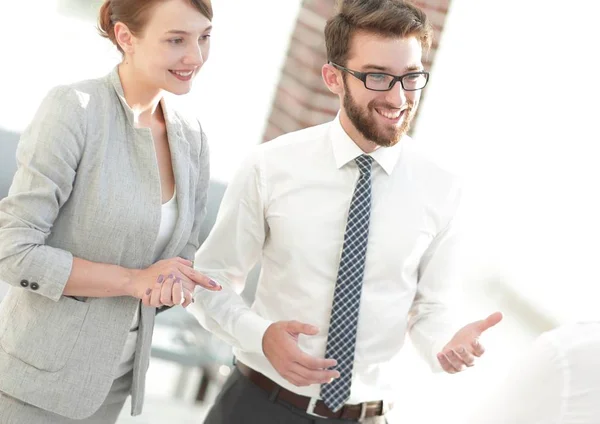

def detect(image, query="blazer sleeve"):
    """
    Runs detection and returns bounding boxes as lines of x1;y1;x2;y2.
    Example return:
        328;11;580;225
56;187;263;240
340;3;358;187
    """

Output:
0;85;87;301
178;123;210;262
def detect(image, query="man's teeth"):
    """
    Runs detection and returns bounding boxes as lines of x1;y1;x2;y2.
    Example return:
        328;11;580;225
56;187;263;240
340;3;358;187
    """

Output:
171;70;193;77
376;108;402;119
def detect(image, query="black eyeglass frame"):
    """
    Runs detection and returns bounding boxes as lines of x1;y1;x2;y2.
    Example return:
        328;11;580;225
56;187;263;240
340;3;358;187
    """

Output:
329;61;430;92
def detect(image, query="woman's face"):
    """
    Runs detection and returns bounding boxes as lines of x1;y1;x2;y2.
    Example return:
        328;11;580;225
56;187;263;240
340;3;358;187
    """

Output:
126;0;212;95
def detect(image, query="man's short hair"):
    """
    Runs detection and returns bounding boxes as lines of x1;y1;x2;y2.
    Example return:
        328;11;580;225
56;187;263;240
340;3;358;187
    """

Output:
325;0;433;66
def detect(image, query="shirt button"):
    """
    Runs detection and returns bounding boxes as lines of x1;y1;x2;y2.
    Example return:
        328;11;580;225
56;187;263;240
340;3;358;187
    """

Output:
20;280;29;288
30;282;40;291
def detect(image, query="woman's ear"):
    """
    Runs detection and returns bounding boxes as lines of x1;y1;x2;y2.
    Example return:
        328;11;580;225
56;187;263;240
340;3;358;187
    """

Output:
114;22;135;55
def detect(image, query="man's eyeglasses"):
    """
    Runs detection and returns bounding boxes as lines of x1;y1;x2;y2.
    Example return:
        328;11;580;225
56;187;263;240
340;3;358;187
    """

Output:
329;62;430;92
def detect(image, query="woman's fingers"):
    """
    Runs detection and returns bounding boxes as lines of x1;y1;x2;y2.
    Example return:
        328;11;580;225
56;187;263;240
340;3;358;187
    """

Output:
151;274;171;307
137;258;213;309
142;287;152;307
171;277;184;305
181;287;194;308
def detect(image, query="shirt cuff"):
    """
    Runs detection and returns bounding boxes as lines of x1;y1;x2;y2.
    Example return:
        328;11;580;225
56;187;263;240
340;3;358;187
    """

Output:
233;311;274;354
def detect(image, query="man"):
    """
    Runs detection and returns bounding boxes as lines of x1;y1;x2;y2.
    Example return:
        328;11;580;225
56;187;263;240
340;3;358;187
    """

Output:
190;1;503;422
466;322;600;424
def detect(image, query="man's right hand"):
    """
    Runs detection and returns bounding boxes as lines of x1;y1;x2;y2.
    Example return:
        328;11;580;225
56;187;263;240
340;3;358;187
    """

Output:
262;320;339;387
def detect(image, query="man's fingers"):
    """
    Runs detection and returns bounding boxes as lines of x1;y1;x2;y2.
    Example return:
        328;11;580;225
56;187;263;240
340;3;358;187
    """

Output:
471;338;485;357
437;353;457;373
178;266;222;291
291;362;339;384
283;370;310;387
445;350;465;372
455;346;475;367
286;321;319;337
294;350;337;371
438;352;462;373
476;311;503;334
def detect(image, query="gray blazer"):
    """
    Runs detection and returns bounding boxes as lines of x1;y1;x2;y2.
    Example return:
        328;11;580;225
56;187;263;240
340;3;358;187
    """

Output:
0;67;210;419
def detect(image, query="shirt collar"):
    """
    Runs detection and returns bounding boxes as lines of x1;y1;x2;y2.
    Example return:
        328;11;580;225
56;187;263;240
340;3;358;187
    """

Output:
329;113;403;175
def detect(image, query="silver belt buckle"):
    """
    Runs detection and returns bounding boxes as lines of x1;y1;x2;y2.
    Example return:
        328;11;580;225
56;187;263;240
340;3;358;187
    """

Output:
306;397;327;418
382;401;390;415
359;402;368;420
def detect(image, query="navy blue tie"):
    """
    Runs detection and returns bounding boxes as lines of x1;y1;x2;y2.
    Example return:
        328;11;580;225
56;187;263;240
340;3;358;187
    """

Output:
321;154;373;412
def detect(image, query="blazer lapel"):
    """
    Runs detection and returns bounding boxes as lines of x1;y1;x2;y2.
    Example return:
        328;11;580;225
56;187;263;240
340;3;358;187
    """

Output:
161;98;190;257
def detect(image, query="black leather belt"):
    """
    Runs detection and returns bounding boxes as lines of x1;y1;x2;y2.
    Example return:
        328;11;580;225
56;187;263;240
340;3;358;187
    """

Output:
236;361;390;420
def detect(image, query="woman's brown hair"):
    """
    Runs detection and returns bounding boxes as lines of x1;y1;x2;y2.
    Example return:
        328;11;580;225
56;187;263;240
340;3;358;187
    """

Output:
98;0;213;53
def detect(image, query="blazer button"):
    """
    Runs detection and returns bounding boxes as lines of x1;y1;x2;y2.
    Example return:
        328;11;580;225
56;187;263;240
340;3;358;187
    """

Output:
20;280;29;288
30;282;40;291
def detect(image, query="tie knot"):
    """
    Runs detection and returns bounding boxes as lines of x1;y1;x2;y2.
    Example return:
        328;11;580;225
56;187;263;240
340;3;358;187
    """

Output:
355;154;373;176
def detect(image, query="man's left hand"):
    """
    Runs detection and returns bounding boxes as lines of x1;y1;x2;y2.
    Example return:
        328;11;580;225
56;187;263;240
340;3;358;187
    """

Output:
437;311;503;374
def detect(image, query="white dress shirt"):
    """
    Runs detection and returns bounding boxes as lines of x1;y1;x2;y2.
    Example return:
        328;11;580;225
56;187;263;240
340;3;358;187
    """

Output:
467;322;600;424
190;116;462;404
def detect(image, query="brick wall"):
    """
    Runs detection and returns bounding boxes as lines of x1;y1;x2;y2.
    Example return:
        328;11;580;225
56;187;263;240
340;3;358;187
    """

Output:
262;0;452;142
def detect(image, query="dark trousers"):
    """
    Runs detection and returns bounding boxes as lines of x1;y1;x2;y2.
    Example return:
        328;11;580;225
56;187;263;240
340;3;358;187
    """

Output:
203;368;388;424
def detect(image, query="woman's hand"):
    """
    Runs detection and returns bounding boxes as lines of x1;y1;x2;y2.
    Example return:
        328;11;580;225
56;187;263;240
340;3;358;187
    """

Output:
127;257;221;308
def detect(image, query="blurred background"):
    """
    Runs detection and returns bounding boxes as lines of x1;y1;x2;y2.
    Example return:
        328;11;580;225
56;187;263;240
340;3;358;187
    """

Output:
1;0;599;422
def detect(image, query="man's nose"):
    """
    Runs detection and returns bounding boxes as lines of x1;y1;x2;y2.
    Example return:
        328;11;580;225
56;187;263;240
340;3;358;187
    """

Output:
384;80;408;107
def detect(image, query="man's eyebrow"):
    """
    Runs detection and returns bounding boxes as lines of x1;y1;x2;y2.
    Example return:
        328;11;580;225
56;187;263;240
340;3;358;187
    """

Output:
361;63;424;73
361;64;389;72
404;64;424;72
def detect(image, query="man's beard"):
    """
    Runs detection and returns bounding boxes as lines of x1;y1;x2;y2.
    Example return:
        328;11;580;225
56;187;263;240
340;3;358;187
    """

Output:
343;85;416;147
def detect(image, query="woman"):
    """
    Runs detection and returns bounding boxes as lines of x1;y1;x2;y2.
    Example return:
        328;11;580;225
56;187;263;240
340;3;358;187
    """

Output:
0;0;219;422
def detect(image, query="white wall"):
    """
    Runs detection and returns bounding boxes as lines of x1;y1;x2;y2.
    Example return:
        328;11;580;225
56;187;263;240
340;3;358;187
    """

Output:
384;4;600;421
191;1;304;182
414;0;600;324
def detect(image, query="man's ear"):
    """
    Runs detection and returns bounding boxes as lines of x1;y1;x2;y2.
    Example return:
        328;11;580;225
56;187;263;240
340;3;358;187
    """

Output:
322;63;344;95
114;22;135;55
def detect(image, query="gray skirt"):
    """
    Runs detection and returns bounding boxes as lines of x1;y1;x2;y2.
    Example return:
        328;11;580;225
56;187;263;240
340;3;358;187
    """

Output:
0;370;132;424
